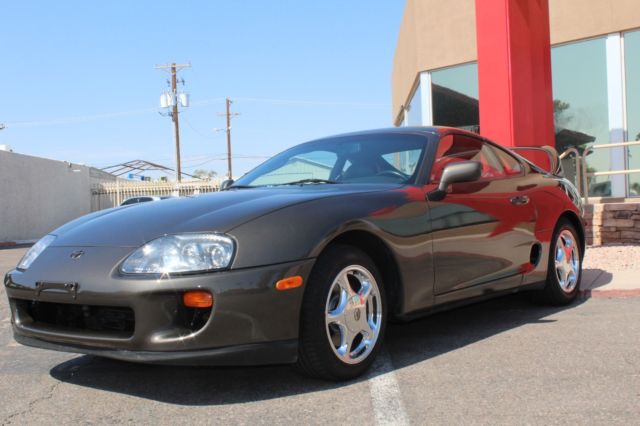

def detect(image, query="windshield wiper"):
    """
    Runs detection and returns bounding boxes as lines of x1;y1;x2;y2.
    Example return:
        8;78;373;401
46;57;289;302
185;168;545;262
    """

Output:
224;184;255;190
278;178;339;186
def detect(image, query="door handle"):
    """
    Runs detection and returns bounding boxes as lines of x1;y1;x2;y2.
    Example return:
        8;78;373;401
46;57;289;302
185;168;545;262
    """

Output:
510;195;530;205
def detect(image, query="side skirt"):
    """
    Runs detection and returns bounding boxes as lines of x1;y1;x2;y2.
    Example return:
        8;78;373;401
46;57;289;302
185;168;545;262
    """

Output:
393;279;546;323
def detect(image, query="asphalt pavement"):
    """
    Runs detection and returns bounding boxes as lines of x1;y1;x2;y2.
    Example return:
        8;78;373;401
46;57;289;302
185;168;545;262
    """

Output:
1;247;639;425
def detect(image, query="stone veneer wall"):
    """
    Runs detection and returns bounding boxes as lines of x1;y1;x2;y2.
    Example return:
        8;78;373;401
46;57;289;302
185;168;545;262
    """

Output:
584;202;640;246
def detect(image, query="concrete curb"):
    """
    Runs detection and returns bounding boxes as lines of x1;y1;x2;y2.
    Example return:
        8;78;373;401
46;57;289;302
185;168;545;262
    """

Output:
580;289;640;299
0;240;35;249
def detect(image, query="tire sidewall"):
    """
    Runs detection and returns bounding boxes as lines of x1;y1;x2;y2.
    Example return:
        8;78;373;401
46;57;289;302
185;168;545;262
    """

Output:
546;220;582;303
300;245;387;380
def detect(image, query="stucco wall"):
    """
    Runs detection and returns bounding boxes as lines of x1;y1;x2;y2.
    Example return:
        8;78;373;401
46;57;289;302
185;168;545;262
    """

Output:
392;0;640;122
0;151;114;243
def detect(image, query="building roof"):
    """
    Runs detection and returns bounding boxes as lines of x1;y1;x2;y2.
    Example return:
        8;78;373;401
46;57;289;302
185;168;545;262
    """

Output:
101;159;197;179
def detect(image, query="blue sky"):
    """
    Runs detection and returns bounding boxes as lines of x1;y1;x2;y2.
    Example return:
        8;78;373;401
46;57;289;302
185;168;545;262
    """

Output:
0;1;404;177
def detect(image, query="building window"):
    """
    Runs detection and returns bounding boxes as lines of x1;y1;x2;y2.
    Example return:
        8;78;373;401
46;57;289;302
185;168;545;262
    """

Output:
625;30;640;196
405;82;422;126
551;37;611;196
430;63;479;131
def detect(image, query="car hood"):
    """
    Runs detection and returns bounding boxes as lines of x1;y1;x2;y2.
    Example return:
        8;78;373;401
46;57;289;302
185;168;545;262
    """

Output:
51;184;390;248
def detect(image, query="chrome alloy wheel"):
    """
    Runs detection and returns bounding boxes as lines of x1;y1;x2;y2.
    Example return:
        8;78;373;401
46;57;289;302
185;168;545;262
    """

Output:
555;229;580;293
325;265;382;365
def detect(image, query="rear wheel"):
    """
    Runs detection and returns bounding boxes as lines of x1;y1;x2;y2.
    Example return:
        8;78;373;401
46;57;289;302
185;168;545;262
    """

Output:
538;219;582;305
296;245;386;381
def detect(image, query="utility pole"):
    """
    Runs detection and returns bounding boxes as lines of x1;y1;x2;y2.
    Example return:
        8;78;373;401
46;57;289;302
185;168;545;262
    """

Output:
155;62;191;182
170;65;182;182
218;98;240;179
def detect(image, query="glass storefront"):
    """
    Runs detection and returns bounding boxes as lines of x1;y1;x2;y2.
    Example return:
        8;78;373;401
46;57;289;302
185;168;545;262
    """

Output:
403;31;640;197
551;37;611;196
430;63;479;130
625;30;640;196
405;83;422;126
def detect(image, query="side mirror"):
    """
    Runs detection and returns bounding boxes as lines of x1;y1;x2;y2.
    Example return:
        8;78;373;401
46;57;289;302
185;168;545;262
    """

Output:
220;179;234;190
427;161;482;201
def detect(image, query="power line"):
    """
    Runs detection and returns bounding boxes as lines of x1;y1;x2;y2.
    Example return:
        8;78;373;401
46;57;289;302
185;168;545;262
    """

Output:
3;107;158;128
90;153;256;169
2;96;388;129
180;114;218;140
181;154;270;170
233;97;390;108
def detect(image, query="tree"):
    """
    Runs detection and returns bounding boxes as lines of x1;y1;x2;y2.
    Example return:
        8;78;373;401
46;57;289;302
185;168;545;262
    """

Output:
193;169;217;180
553;99;570;114
553;99;572;128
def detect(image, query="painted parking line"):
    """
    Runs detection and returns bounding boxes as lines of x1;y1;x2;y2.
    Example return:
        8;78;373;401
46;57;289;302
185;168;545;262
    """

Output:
368;348;409;426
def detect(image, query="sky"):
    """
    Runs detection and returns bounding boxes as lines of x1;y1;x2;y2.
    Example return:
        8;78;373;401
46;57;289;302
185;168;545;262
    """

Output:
0;1;405;178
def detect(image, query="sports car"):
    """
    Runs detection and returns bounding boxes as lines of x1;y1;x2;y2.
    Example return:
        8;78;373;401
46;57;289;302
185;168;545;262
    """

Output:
4;127;585;380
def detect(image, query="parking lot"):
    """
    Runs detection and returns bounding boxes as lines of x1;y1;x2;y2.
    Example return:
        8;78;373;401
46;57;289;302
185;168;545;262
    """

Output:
1;246;639;425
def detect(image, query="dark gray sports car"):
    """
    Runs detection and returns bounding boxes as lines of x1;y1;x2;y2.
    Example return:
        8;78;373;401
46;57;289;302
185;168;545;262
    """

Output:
4;127;585;380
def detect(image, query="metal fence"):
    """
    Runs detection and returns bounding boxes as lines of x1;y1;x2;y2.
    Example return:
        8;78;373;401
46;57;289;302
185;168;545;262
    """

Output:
91;179;223;211
560;141;640;203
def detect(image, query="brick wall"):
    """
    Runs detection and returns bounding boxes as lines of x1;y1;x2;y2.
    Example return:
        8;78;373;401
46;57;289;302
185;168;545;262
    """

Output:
584;202;640;246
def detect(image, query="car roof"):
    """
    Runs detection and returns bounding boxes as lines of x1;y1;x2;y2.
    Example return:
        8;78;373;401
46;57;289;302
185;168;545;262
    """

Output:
306;126;483;143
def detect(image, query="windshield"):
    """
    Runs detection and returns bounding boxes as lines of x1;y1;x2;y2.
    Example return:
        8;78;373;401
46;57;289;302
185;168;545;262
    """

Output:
233;133;427;187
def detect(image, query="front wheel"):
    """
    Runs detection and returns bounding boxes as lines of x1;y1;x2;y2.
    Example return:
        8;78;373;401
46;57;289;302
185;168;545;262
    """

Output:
538;219;583;305
296;245;386;381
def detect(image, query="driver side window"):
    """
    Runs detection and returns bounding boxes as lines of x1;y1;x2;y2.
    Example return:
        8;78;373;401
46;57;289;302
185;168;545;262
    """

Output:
430;134;506;183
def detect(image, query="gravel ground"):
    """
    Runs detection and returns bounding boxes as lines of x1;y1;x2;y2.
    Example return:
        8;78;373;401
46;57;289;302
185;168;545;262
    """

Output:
584;244;640;271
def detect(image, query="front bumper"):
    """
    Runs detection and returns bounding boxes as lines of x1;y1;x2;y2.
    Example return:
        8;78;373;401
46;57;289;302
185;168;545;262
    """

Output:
4;246;315;365
14;334;298;366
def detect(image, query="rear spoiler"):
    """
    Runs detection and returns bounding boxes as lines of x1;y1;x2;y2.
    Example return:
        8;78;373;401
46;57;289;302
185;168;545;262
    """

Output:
509;146;562;176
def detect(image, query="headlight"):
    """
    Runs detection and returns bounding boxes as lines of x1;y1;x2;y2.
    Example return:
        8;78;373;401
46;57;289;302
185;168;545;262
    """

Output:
120;233;235;274
17;234;56;270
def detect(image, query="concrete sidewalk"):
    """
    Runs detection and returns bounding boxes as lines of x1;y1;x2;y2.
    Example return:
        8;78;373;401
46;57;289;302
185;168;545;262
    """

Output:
581;244;640;298
581;269;640;298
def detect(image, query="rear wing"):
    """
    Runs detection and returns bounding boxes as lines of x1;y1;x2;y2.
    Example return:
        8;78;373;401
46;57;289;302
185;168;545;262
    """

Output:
509;146;562;176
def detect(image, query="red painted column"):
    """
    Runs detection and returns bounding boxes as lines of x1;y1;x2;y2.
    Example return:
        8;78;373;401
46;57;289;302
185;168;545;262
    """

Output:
475;0;555;149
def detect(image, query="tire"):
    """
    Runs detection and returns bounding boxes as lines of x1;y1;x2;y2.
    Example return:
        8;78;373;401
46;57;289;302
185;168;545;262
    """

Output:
537;218;583;305
295;245;387;381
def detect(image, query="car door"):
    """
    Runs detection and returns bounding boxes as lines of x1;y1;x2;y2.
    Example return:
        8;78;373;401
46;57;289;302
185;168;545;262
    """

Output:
427;133;537;298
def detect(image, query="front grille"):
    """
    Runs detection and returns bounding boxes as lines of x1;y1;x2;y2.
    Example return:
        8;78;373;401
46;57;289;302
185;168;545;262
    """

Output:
15;300;135;338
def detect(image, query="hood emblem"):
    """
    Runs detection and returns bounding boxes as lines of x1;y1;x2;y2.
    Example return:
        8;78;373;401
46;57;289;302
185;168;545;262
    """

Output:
70;250;85;260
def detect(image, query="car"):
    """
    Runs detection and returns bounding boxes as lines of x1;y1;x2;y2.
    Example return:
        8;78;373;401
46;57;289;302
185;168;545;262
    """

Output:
120;195;175;206
4;127;585;381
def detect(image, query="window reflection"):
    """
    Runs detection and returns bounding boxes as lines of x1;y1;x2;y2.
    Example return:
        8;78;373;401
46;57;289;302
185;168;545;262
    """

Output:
412;35;639;198
551;38;610;196
625;30;640;197
405;83;422;126
431;63;479;131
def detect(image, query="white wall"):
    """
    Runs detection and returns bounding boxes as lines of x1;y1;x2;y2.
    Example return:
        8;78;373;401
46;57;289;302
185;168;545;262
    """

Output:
0;150;114;242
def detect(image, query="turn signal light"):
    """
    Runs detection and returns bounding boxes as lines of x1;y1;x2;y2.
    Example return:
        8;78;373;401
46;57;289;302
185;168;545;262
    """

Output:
183;290;213;308
276;276;303;291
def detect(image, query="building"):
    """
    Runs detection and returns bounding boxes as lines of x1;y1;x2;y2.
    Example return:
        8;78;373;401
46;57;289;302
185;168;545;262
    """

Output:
0;150;116;244
392;0;640;199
